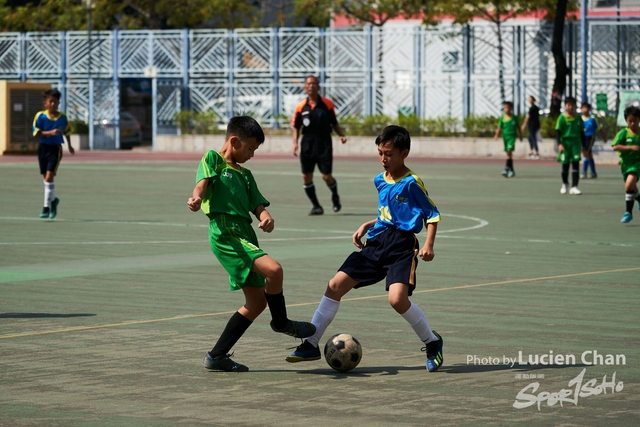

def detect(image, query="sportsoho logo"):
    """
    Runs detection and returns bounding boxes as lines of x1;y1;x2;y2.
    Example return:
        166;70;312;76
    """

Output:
510;350;626;411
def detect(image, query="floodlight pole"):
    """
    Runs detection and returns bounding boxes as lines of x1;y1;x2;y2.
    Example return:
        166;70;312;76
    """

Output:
84;0;96;149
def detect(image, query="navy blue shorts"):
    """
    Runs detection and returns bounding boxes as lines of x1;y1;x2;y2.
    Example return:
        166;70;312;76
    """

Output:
338;227;419;296
38;144;63;175
582;135;595;151
300;135;333;175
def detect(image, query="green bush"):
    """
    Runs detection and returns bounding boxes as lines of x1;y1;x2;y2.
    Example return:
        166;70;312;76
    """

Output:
340;114;394;136
339;114;460;137
174;110;220;135
397;114;423;136
463;114;499;137
599;115;621;140
69;120;89;135
423;116;460;137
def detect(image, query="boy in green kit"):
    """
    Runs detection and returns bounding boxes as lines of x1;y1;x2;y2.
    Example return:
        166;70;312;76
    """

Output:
494;101;522;178
555;97;585;195
187;116;315;372
612;106;640;223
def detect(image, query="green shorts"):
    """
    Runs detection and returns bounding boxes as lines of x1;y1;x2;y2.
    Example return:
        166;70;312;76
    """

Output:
557;139;582;164
621;162;640;181
503;137;516;152
208;215;266;291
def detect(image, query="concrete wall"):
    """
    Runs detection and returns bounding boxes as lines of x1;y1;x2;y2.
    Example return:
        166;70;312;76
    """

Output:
155;134;621;164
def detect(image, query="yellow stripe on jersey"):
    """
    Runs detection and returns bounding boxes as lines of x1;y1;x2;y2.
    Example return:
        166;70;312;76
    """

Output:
410;172;441;223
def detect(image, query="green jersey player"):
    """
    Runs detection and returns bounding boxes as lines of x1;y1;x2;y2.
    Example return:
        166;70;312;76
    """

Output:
612;106;640;223
187;116;315;372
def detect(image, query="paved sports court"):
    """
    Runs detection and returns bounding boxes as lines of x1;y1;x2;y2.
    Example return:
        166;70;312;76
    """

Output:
1;152;638;426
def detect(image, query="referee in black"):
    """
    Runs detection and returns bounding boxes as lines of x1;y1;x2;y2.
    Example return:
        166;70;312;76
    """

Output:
291;75;347;215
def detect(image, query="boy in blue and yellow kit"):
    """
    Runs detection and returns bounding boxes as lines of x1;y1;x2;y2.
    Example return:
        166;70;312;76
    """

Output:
286;125;444;372
33;89;74;219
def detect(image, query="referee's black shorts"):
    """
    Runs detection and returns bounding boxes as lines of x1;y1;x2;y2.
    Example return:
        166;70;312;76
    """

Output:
38;144;63;175
338;227;419;296
300;134;333;175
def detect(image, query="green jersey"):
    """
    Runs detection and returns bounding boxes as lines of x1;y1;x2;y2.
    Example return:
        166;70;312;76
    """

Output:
196;150;269;222
498;114;518;142
555;114;584;142
612;128;640;167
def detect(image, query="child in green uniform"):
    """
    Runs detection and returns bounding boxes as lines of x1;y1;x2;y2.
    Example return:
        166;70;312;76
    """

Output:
187;116;316;372
612;106;640;223
555;97;585;195
494;101;522;178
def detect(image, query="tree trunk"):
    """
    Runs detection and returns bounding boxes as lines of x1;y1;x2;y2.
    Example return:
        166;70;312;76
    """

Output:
496;18;506;102
550;0;568;117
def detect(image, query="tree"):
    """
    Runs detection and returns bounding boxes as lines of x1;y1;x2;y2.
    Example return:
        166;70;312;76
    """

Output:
422;0;562;103
549;0;570;117
0;0;260;31
293;0;423;28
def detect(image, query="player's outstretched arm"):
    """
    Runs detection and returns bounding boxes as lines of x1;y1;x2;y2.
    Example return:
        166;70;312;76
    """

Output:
419;222;437;262
187;178;209;212
254;205;275;233
352;219;376;249
65;135;75;155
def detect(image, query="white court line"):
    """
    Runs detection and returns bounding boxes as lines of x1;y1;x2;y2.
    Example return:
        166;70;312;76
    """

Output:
0;236;350;246
0;214;488;247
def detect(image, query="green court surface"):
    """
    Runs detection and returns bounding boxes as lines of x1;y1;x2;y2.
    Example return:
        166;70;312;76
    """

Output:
1;154;639;426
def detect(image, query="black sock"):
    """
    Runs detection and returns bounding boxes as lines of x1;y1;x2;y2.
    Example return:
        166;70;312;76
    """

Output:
264;291;288;329
210;311;252;358
634;191;640;202
327;180;338;197
561;164;569;184
626;192;636;213
506;158;514;171
304;183;321;208
571;162;579;187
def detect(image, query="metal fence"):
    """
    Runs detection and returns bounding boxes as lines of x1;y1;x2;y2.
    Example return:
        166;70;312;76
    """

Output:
0;20;638;149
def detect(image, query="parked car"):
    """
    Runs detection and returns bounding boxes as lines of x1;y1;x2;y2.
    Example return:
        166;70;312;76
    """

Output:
118;111;143;149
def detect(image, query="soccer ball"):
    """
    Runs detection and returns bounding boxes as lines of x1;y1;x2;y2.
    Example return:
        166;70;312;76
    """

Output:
324;333;362;372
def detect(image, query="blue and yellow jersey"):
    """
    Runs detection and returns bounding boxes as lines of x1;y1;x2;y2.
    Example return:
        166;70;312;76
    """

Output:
367;170;441;239
32;110;71;145
582;116;599;137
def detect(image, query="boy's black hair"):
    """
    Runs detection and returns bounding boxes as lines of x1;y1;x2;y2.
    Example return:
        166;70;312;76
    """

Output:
375;125;411;152
564;96;577;105
624;105;640;120
502;101;514;108
305;75;319;83
226;116;265;144
43;88;61;101
581;102;592;110
529;95;536;102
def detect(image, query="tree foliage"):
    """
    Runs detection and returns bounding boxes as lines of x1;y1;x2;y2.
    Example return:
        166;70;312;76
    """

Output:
418;0;578;102
0;0;260;31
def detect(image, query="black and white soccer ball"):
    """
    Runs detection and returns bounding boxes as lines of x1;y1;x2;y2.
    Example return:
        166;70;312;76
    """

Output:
324;333;362;372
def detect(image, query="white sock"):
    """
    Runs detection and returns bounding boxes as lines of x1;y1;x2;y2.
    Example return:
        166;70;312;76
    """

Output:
401;302;438;343
306;296;340;347
44;181;54;207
